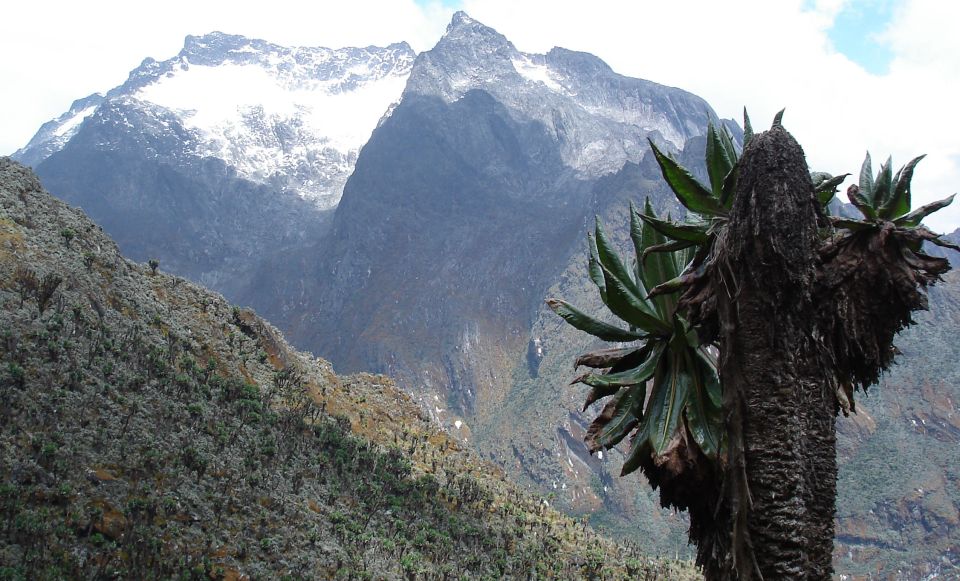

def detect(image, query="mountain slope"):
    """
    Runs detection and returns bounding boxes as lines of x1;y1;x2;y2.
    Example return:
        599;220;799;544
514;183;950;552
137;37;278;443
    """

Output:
832;271;960;577
276;12;719;421
246;13;723;558
0;158;700;579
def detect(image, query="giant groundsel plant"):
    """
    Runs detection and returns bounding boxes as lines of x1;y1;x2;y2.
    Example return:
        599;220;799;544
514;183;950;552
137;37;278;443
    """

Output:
548;109;957;515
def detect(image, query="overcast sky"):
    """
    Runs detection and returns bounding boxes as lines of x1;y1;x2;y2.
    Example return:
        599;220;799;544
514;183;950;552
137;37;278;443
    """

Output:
2;0;958;230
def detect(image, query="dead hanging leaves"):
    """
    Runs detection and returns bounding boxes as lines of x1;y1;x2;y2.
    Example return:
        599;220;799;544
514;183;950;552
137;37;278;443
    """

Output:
818;218;957;393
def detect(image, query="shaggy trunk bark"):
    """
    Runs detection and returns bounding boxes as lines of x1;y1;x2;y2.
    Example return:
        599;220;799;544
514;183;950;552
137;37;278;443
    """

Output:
705;125;837;580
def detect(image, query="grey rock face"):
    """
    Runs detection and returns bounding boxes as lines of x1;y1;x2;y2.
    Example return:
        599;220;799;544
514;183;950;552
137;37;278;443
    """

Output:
278;13;720;436
406;12;716;178
31;96;329;301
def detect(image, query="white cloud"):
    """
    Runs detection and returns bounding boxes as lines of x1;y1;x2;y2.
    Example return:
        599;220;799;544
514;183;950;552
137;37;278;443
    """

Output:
3;0;957;230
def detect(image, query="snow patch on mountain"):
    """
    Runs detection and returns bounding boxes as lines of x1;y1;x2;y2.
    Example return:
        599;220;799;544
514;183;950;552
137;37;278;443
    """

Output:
134;60;407;205
53;104;99;138
130;43;413;208
511;55;566;94
13;94;105;167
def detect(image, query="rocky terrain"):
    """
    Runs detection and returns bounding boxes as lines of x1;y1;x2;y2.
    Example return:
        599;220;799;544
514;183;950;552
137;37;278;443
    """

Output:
0;157;700;579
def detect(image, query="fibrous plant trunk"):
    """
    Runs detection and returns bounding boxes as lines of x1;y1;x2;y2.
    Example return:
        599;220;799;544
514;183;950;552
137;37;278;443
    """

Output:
702;126;836;580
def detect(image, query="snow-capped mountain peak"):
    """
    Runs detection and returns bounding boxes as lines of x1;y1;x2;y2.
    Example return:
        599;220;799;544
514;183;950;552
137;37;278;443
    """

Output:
130;34;415;208
18;33;416;209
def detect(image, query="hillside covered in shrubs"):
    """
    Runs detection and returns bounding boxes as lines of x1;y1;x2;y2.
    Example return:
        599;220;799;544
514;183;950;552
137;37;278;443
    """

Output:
0;157;698;579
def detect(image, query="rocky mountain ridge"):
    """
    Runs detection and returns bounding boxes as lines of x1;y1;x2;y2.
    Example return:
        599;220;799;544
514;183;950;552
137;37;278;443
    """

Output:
407;12;717;178
11;32;414;304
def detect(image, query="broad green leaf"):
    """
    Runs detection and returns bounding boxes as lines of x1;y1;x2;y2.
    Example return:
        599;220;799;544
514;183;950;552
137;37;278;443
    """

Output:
810;172;831;189
546;299;646;342
648;139;725;216
646;271;695;300
609;342;658;374
706;123;736;197
812;172;848;193
576;342;664;389
622;349;688;467
647;350;691;455
848;185;878;221
629;201;647;285
583;384;621;411
718;122;739;162
637;200;680;320
772;108;785;127
881;154;925;220
675;241;697;275
619;354;671;477
873;156;894;208
668;312;696;351
743;108;754;148
818;188;836;208
859;152;874;199
720;162;738;209
600;263;672;335
575;346;639;369
895;194;956;228
587;233;606;302
595;217;643;298
591;383;649;451
696;347;722;407
620;434;647;477
638;210;710;245
813;173;849;207
586;393;626;449
683;349;722;458
641;239;697;261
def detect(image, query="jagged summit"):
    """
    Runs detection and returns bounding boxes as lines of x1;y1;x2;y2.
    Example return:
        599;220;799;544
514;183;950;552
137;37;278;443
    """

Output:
406;12;716;177
443;11;512;46
119;31;415;95
450;10;474;26
181;30;271;59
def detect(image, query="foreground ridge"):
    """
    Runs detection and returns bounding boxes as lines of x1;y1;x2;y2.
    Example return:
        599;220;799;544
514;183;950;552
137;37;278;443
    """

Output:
0;157;697;579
